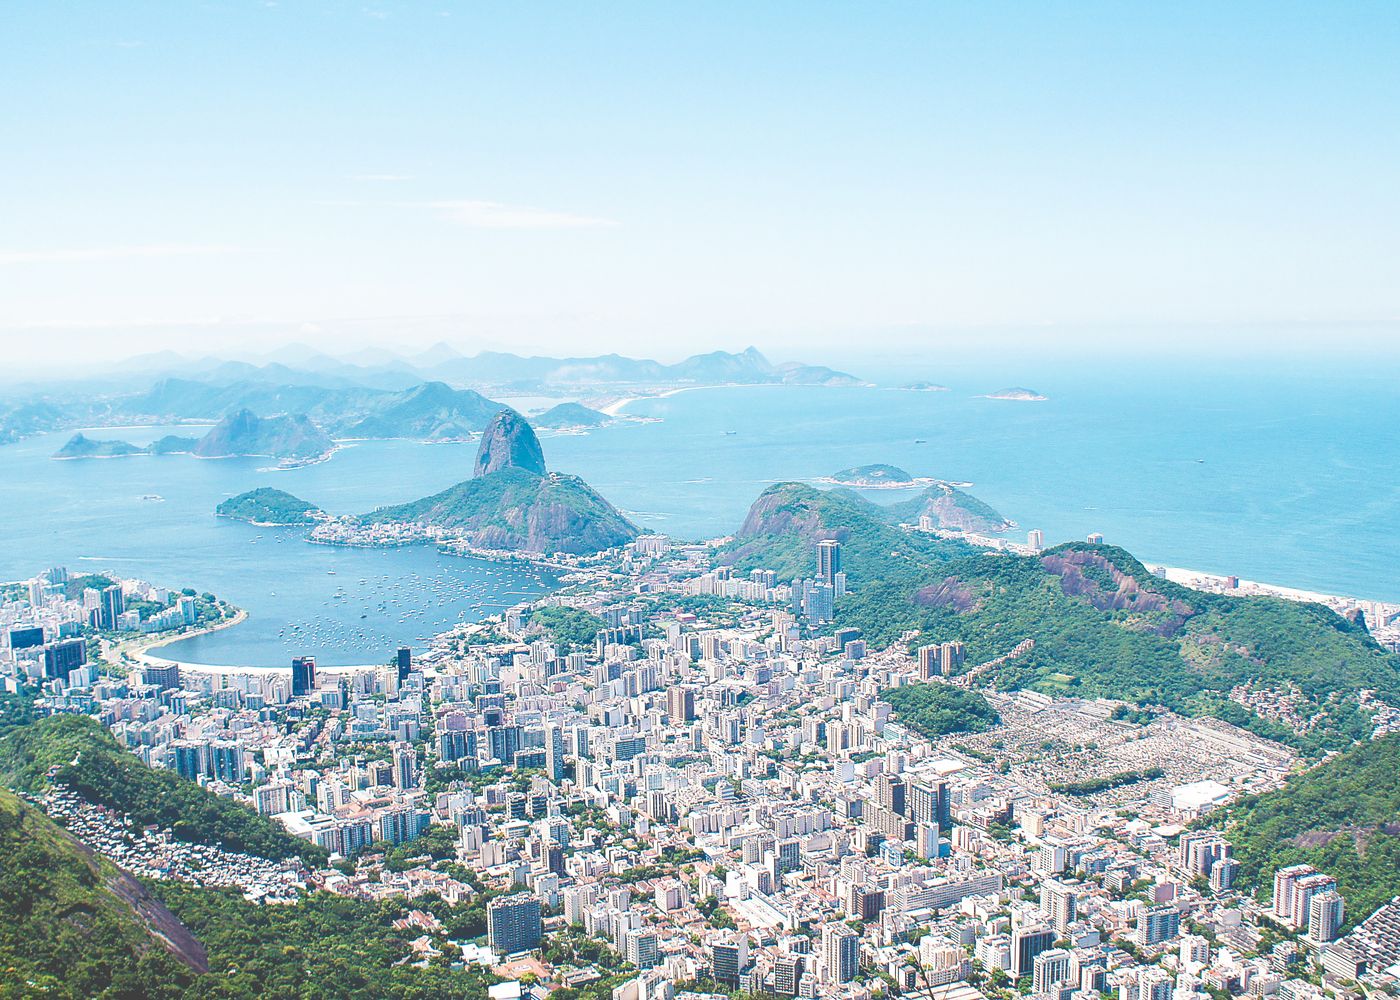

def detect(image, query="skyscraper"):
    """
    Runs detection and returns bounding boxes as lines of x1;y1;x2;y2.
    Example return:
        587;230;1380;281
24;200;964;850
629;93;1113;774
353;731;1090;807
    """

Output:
487;893;543;955
99;585;124;630
291;655;317;697
816;539;841;587
822;922;859;983
396;646;412;681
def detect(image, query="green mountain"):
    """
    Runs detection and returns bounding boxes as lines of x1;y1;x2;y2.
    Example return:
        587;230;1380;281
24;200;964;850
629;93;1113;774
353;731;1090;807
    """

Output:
0;715;325;867
0;786;209;996
727;482;1399;750
52;433;146;459
216;487;324;525
361;410;637;554
339;380;501;440
533;401;610;429
193;409;334;462
1218;735;1400;928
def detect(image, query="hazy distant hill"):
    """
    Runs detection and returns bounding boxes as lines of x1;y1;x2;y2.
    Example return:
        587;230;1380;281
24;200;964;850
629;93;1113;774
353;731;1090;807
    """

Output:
193;410;334;462
532;401;610;429
53;433;146;459
361;410;637;554
338;381;501;440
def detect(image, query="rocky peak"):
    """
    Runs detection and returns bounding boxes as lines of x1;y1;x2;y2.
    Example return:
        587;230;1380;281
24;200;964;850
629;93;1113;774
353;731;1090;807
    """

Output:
473;409;547;477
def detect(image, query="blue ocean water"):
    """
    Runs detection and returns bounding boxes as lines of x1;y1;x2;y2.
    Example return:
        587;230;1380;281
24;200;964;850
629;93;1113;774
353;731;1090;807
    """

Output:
0;359;1395;668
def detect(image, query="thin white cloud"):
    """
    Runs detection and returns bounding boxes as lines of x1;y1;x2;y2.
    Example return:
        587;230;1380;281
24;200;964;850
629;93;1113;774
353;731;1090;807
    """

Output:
0;244;240;265
430;200;618;230
351;173;414;182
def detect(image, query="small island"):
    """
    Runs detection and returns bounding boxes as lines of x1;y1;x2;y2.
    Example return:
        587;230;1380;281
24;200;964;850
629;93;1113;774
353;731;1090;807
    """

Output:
53;434;147;460
900;381;950;392
822;463;929;489
531;402;611;430
215;487;325;526
982;387;1048;401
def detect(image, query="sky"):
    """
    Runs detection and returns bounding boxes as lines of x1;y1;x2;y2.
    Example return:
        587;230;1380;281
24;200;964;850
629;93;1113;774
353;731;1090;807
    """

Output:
2;1;1399;366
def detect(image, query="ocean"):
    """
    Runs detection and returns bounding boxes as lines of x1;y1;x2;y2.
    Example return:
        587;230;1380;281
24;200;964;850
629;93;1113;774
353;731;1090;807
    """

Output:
1;357;1395;666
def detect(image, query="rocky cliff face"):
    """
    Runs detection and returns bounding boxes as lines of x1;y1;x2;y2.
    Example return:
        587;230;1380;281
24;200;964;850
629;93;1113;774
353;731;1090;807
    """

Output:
473;409;547;477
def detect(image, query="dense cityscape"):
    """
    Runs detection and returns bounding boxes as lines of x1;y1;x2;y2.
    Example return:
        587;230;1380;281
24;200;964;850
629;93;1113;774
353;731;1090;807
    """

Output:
5;515;1400;1000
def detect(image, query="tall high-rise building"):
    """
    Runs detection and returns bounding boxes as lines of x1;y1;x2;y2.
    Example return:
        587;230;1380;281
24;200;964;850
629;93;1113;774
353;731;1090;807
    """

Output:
712;936;749;987
822;922;860;983
1040;880;1078;934
667;686;696;722
1028;529;1044;551
1032;948;1073;994
396;646;412;681
99;585;124;630
291;655;317;697
1011;925;1054;979
487;893;542;955
773;954;805;996
1308;890;1345;944
1137;906;1181;946
816;539;842;587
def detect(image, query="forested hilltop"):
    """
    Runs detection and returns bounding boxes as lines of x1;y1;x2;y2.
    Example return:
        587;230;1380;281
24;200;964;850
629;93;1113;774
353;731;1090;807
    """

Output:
728;482;1400;752
1215;735;1400;930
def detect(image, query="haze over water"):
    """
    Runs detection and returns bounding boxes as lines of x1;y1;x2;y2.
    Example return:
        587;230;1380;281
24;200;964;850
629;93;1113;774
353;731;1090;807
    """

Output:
0;356;1395;667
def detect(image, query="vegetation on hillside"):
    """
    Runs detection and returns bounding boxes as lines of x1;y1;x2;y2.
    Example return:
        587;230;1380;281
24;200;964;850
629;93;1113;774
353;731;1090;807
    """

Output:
362;466;638;555
881;682;999;737
727;482;1400;751
154;883;501;999
0;787;205;999
1216;734;1400;928
0;715;326;866
215;487;323;525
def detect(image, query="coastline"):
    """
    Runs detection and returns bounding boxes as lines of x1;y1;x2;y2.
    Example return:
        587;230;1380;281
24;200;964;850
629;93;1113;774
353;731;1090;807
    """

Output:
134;611;383;676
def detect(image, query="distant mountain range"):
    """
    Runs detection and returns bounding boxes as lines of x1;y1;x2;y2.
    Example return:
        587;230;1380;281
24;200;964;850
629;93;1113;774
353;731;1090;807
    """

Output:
4;347;861;445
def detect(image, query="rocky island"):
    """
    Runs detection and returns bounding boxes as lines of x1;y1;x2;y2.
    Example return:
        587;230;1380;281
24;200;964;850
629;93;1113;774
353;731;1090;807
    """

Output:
982;386;1048;401
53;410;335;466
340;410;638;555
52;434;147;460
823;463;926;488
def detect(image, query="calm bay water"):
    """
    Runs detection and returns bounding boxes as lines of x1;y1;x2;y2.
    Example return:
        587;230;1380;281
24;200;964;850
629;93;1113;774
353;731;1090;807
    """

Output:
0;359;1396;667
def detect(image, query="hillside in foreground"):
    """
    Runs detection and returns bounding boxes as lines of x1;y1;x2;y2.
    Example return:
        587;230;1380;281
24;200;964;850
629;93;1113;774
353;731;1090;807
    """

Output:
0;714;325;867
0;786;208;997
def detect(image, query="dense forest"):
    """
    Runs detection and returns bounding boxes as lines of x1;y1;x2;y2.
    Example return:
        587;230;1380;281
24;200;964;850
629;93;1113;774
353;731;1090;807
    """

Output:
727;482;1400;751
1215;734;1400;929
881;682;1000;737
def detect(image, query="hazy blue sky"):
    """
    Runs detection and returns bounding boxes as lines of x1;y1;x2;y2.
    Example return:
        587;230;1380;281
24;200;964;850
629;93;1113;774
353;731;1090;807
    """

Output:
3;1;1398;363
